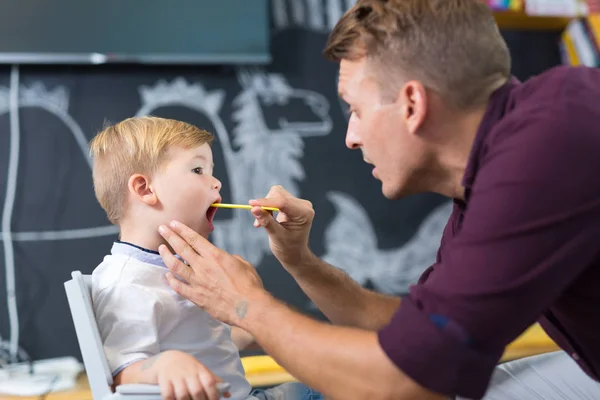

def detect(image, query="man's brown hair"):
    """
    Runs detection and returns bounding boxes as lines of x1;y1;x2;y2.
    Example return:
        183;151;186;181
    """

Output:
324;0;511;109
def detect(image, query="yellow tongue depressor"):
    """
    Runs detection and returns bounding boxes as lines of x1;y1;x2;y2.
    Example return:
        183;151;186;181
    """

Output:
210;203;280;212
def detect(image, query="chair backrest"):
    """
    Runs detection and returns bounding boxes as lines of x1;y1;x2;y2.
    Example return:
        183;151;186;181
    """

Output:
64;271;113;399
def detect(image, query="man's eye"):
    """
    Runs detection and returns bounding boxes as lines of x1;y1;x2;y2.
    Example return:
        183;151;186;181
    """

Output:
192;167;203;175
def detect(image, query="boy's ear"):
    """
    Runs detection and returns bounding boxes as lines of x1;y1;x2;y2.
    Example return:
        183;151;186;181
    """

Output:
128;174;157;206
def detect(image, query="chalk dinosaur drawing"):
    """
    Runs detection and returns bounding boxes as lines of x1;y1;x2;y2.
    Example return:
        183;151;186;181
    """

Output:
322;192;453;294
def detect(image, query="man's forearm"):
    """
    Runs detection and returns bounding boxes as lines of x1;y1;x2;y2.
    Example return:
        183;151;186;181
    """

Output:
283;251;400;330
238;294;444;400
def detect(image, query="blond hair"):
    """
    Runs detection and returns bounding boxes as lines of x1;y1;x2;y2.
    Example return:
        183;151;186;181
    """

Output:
324;0;511;109
89;116;213;224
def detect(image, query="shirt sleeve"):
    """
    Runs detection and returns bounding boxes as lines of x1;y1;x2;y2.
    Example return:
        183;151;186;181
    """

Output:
378;112;600;398
93;282;163;375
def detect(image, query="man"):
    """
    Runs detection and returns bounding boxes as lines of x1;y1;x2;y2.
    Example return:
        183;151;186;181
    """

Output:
156;0;600;398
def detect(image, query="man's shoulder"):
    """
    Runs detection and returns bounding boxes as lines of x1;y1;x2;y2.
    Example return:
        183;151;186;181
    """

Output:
510;66;600;120
487;66;600;153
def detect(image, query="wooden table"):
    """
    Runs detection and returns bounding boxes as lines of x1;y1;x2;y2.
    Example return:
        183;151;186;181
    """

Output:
0;373;92;400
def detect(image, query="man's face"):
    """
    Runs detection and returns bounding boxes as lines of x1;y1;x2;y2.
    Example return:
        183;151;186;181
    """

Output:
338;58;427;199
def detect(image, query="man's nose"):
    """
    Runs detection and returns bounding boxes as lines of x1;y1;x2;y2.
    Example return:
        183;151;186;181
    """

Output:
345;121;361;150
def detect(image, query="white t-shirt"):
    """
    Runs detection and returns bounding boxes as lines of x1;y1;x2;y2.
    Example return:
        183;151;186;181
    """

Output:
92;241;251;400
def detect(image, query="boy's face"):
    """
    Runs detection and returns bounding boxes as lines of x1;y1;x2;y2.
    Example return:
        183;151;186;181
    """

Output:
152;144;222;238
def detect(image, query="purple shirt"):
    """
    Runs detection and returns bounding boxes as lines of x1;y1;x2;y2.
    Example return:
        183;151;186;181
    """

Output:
378;65;600;398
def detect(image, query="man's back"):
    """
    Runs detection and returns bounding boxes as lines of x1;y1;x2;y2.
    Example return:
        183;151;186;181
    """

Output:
509;66;600;380
452;65;600;379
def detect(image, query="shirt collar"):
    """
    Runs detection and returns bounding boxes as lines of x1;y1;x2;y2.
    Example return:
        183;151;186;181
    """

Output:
111;241;166;267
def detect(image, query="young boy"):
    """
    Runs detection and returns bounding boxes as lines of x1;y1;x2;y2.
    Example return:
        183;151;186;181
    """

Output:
89;117;321;400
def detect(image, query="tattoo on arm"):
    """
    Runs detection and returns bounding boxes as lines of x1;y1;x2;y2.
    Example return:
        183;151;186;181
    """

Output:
235;300;248;320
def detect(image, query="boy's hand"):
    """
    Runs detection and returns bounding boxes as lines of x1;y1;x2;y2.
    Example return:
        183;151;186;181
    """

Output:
117;350;229;400
154;351;228;400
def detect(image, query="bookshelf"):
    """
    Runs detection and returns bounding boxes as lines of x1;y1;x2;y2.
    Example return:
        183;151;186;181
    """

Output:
493;11;573;30
486;1;600;66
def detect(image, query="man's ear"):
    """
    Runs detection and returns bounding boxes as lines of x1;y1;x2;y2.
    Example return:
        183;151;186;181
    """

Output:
128;174;157;206
398;80;427;135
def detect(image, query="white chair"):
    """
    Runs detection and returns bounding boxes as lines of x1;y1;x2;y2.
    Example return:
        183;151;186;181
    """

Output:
64;271;229;399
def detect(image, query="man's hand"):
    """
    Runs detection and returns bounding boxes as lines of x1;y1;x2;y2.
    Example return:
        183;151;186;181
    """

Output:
249;185;316;268
115;350;229;400
158;221;268;327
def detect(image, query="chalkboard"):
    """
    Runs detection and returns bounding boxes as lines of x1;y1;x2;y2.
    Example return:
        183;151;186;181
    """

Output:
0;0;562;363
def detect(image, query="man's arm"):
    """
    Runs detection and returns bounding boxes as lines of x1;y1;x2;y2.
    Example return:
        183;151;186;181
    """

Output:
249;188;400;330
159;222;443;399
285;251;401;330
239;293;444;400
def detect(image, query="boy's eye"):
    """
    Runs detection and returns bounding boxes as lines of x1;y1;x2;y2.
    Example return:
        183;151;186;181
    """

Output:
192;167;203;175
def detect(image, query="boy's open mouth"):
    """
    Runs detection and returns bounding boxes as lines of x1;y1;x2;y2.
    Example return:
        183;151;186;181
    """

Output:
206;206;218;223
206;198;221;224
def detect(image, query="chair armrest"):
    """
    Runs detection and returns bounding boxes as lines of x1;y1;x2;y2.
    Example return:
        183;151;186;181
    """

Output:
115;384;161;395
116;382;230;396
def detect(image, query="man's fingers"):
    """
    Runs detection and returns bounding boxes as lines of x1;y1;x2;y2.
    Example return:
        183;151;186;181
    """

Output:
159;244;194;283
232;254;246;263
158;225;202;265
250;186;314;223
249;185;287;209
251;207;283;235
165;272;197;302
168;220;224;260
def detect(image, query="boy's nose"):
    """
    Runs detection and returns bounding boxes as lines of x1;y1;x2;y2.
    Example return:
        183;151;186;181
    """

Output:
213;177;222;191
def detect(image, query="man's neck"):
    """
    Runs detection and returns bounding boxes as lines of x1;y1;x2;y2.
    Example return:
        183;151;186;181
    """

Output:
427;104;488;201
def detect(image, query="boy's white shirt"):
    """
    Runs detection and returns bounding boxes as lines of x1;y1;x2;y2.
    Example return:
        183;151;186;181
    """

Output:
92;242;251;400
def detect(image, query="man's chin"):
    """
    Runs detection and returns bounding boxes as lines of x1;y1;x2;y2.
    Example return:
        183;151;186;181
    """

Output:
382;181;415;200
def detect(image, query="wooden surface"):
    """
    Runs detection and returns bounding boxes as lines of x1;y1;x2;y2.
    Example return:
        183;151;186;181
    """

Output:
0;325;559;399
0;373;92;400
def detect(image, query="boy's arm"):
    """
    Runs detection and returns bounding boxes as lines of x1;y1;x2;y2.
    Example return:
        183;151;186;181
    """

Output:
114;355;161;386
94;282;227;399
115;350;228;399
93;283;163;377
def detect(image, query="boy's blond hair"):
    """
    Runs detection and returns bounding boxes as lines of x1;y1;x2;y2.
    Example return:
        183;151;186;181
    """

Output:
89;116;213;225
324;0;511;109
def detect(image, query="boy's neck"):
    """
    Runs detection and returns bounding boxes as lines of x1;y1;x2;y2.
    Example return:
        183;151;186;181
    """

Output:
118;223;164;252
